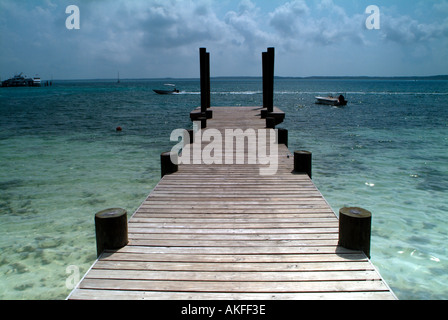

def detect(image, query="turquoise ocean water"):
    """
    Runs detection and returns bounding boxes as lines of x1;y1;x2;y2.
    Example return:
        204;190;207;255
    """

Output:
0;78;447;299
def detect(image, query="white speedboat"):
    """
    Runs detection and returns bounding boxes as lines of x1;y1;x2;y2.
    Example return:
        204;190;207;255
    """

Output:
315;95;347;106
153;83;180;94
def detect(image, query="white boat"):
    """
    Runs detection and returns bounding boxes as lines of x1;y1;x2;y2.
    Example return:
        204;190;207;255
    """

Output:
315;95;347;106
153;83;179;95
32;76;41;86
1;73;42;87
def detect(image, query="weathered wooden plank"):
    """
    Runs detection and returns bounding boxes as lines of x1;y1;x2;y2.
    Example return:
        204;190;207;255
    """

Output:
138;204;332;210
92;260;375;272
128;222;339;229
129;232;339;241
99;252;367;263
86;269;382;282
108;245;358;255
134;208;336;214
127;239;340;247
69;289;396;300
132;213;337;219
143;201;330;207
79;278;390;293
127;227;339;234
130;217;339;224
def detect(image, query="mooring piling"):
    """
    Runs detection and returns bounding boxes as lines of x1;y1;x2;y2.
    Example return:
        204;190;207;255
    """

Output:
293;150;312;178
338;207;372;259
161;151;178;178
94;208;128;258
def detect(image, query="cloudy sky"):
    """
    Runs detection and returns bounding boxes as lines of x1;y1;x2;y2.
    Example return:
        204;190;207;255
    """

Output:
1;0;447;80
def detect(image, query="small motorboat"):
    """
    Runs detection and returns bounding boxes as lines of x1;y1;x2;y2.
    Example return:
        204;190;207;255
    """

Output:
315;95;347;106
153;83;180;94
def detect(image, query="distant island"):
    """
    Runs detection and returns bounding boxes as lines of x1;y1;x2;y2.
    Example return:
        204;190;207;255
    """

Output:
211;75;448;81
131;75;448;81
274;75;448;81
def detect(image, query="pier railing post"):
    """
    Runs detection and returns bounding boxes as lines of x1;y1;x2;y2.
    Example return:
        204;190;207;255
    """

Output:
338;207;372;259
192;47;212;123
266;117;276;129
262;47;275;114
161;151;178;178
206;50;211;109
262;51;267;111
293;150;312;178
187;129;194;144
200;48;211;112
95;208;128;258
199;117;207;129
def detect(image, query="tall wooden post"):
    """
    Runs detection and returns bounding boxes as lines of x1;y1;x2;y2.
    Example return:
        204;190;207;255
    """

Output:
200;48;210;113
262;51;268;110
262;47;275;113
205;51;211;109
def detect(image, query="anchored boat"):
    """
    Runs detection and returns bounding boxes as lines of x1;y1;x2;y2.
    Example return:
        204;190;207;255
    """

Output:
315;95;347;106
1;73;41;87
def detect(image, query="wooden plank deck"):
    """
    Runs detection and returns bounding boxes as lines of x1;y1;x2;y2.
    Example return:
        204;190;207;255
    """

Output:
68;106;396;300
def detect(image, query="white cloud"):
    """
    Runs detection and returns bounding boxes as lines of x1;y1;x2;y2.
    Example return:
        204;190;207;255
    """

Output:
433;0;448;13
380;13;448;44
224;0;271;48
268;0;366;53
269;0;309;36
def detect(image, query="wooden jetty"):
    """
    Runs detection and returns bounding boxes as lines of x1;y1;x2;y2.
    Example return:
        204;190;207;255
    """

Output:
67;48;396;300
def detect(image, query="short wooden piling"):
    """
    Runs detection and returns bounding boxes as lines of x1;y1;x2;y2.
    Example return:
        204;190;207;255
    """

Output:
205;109;213;119
294;150;312;178
161;151;178;178
187;129;194;144
277;128;288;147
338;207;372;259
198;116;207;129
260;109;268;119
266;117;276;129
95;208;128;258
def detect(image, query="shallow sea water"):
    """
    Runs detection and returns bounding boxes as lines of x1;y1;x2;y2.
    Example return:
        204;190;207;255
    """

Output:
0;78;447;299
